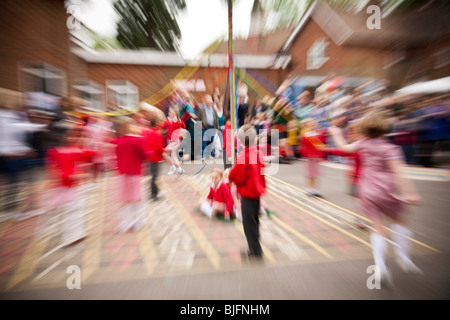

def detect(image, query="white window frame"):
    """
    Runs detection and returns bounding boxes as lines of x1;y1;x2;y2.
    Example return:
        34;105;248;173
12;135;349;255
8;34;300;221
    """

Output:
19;62;67;97
73;80;105;112
307;38;329;70
106;80;139;110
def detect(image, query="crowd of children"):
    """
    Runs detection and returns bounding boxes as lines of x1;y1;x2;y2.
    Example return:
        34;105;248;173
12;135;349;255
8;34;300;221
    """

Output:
1;83;434;284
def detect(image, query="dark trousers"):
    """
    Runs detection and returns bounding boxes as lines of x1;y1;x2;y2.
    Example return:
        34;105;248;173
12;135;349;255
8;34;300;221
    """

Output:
148;162;160;199
241;197;262;255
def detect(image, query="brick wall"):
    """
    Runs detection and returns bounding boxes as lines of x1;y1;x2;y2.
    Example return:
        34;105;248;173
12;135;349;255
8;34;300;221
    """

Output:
85;63;286;109
287;18;389;80
0;0;78;94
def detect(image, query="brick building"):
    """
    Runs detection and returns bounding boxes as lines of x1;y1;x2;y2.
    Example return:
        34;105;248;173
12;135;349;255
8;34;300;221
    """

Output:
0;0;290;112
277;1;450;90
1;0;448;113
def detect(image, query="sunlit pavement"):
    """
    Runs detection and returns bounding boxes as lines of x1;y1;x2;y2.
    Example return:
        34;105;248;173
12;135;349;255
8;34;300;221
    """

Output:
0;160;449;299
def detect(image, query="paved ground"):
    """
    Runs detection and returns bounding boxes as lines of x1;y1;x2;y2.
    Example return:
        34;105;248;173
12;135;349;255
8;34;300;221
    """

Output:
0;160;449;300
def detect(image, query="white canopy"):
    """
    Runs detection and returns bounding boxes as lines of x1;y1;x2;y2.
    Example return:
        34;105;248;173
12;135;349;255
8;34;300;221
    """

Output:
396;77;450;94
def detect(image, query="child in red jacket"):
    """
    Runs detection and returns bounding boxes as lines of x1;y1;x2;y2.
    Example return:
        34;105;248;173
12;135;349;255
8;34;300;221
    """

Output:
229;124;266;260
299;118;326;197
112;117;149;232
45;127;97;245
142;119;165;201
198;168;234;220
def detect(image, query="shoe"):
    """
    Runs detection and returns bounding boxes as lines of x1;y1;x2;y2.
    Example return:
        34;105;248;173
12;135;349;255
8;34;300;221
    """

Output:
167;166;176;175
240;250;264;262
176;167;185;177
380;268;394;290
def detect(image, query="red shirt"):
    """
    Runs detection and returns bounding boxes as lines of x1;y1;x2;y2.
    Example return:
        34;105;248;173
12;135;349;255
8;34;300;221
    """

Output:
142;127;165;162
206;182;234;213
163;118;185;141
46;146;97;187
113;135;148;175
229;146;266;199
299;130;326;158
223;122;237;157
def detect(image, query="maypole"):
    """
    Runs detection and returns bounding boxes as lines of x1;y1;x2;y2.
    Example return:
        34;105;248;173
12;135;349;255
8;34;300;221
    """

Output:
228;0;237;165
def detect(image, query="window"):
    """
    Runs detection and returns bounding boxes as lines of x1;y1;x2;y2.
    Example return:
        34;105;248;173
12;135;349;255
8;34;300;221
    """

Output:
307;38;329;70
174;79;206;92
20;63;67;97
106;80;139;111
73;80;105;112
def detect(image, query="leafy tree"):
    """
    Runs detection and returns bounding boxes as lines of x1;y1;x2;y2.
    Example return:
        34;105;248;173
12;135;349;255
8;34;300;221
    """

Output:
114;0;186;51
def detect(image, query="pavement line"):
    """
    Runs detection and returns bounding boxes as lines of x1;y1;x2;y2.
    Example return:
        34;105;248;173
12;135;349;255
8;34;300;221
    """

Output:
137;223;158;276
267;175;441;253
81;180;104;283
3;236;50;292
268;189;371;249
183;175;276;264
267;207;333;259
160;178;221;270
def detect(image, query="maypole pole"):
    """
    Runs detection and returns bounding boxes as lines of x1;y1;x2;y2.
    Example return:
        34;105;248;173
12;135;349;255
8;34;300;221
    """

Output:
227;0;237;165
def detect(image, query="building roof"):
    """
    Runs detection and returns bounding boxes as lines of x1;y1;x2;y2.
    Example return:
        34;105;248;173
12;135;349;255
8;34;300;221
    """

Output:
281;0;450;52
202;27;294;56
72;47;291;70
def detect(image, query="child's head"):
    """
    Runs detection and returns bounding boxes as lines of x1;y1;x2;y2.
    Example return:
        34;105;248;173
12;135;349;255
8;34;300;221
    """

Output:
238;124;257;148
223;168;230;181
116;116;136;136
355;110;388;139
301;118;317;132
210;168;223;186
168;105;178;119
287;119;298;131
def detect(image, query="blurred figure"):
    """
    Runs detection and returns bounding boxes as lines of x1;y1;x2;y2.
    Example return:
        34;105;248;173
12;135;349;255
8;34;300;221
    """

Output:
178;91;198;161
162;106;185;176
142;118;165;201
0;89;47;214
250;98;267;120
229;124;266;261
299;118;326;197
198;168;234;221
112;117;149;233
82;115;114;183
329;110;422;288
45;128;97;245
197;94;219;160
287;119;300;159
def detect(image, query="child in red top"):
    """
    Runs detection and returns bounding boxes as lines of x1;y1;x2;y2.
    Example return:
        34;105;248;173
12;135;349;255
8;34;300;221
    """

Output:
163;106;186;176
44;128;97;245
299;118;326;197
112;117;149;232
229;124;266;260
198;168;234;220
142;119;166;200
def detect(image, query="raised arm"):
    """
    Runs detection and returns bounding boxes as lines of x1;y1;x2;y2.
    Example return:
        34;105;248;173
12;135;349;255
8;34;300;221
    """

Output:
328;125;358;153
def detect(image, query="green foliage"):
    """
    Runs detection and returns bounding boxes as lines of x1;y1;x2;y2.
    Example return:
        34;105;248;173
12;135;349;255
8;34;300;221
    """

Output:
114;0;186;51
